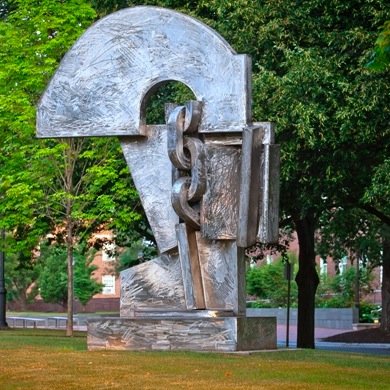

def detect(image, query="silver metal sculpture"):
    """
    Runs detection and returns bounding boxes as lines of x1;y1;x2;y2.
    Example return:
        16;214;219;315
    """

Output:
37;6;280;351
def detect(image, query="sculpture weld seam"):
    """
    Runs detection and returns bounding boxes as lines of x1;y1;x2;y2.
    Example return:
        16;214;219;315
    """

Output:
36;6;280;351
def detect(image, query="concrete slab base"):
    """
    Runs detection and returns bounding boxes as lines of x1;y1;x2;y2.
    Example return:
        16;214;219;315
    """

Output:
87;315;276;352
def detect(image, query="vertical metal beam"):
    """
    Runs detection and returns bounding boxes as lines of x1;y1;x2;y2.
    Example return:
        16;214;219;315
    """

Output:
235;247;247;317
237;126;263;248
257;122;280;243
176;223;205;309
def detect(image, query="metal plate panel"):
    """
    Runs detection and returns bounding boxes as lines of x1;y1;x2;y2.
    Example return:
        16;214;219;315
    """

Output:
258;144;280;243
120;251;185;316
200;145;241;240
196;234;237;310
237;126;263;248
120;125;178;253
37;7;251;138
176;223;205;309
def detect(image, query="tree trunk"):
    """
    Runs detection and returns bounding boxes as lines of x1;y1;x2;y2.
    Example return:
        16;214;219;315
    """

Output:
294;214;319;348
64;140;75;338
66;198;74;337
381;224;390;332
19;291;28;312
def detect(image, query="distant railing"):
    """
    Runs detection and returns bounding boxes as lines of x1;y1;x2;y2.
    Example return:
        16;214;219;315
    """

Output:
247;308;358;329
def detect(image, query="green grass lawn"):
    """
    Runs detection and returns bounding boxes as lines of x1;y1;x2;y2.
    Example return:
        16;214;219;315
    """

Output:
0;329;389;390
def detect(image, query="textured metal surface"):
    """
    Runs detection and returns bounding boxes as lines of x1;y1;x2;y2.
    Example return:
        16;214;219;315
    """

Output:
120;251;186;316
167;101;203;170
169;102;206;229
200;145;241;240
120;125;178;253
237;126;263;248
171;178;201;229
37;6;280;352
196;234;237;310
37;6;251;138
87;316;276;351
125;309;233;318
176;224;205;309
257;123;280;243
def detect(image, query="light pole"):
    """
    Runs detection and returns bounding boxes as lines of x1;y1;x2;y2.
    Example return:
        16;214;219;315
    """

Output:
285;261;292;348
0;229;8;329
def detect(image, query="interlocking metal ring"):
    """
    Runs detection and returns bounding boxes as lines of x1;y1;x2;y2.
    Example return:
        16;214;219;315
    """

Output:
167;101;205;229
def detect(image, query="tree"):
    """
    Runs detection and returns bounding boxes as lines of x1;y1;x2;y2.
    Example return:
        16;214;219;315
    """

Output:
367;20;390;71
316;267;374;309
90;0;390;347
0;0;96;335
246;256;298;308
1;1;149;336
38;245;68;307
38;243;102;307
232;0;389;347
4;251;40;310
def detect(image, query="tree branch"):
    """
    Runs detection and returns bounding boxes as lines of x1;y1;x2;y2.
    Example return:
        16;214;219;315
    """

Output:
359;204;390;226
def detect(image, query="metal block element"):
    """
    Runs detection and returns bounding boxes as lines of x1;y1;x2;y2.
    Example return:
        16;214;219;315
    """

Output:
200;145;241;240
196;234;237;310
176;223;205;310
37;5;281;352
258;143;280;243
237;126;263;248
120;125;178;253
37;7;251;138
120;251;186;316
87;316;277;351
257;123;280;243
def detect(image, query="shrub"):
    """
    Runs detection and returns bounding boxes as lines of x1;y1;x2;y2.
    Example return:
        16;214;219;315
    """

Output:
316;266;373;308
246;256;298;307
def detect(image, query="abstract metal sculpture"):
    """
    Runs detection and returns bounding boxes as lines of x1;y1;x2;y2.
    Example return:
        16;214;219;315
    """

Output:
37;6;280;351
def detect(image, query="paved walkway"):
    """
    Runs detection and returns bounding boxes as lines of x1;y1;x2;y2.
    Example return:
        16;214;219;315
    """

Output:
277;324;350;346
6;314;389;354
278;324;390;355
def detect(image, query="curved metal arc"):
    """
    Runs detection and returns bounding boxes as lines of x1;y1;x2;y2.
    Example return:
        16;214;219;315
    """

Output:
183;101;202;134
185;137;206;202
171;177;200;229
167;106;190;170
37;6;251;138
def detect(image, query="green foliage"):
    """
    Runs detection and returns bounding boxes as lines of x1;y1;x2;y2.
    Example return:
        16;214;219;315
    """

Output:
367;20;390;71
116;240;157;272
246;255;298;307
4;251;40;304
316;266;373;308
38;245;68;306
360;302;381;323
317;208;383;269
0;0;96;251
144;81;196;124
0;1;150;302
74;250;103;306
38;244;102;306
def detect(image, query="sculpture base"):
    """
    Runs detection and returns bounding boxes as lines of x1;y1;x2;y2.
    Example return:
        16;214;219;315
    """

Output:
87;314;276;352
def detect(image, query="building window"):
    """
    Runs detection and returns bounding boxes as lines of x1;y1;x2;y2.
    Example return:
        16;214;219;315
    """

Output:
320;258;327;276
339;256;348;274
102;275;116;295
102;242;116;262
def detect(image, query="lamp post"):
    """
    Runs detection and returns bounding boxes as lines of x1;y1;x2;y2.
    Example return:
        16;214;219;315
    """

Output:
0;229;8;329
284;261;292;348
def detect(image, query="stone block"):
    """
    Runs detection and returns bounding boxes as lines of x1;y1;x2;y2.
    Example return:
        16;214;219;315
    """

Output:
87;315;276;352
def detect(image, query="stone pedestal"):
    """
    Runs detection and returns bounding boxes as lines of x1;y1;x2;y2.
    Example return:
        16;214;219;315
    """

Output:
87;314;276;352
